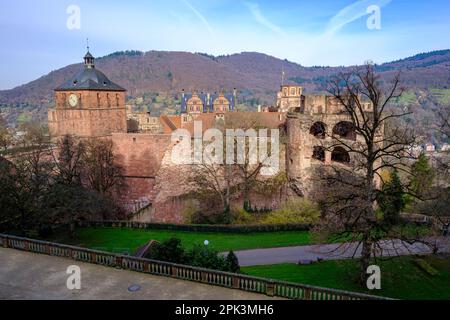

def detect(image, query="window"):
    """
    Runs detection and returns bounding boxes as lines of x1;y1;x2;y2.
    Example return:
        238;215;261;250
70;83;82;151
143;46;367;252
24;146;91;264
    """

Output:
332;121;356;141
312;146;325;162
309;122;326;139
331;147;350;163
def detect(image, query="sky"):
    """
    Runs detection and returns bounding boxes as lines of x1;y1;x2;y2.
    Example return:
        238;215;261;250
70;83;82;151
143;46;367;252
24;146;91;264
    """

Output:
0;0;449;90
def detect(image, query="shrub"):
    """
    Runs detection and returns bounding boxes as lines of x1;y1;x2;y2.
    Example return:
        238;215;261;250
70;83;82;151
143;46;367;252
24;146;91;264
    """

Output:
187;245;228;270
145;237;186;264
261;198;321;224
145;237;241;273
226;250;240;273
231;207;255;225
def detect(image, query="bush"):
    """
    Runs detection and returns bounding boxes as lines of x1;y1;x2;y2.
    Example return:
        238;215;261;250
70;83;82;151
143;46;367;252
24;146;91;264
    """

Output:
187;245;228;270
145;237;241;273
145;237;186;264
226;250;240;273
231;207;255;225
261;198;321;224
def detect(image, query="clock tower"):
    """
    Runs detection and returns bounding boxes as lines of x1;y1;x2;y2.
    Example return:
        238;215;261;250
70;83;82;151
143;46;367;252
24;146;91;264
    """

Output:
48;48;127;139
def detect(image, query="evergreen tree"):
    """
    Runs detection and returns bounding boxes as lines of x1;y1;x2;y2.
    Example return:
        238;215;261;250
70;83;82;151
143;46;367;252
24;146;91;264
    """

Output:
410;153;435;198
226;250;240;273
378;170;405;225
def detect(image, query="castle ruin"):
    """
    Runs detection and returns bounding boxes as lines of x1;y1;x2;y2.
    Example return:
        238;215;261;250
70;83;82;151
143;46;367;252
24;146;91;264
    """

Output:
48;51;375;222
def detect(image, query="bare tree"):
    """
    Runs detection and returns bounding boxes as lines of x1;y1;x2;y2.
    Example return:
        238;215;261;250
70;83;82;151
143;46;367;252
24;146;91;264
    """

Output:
83;138;124;196
316;64;424;283
0;123;53;234
190;160;234;220
189;113;279;219
53;135;85;186
224;113;266;210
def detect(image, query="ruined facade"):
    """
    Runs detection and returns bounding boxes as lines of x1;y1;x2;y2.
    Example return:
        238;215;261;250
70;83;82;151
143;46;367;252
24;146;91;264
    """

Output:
276;85;304;113
284;92;375;197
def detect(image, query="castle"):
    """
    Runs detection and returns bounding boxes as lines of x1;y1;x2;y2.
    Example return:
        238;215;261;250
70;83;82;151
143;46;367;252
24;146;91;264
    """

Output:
48;50;374;222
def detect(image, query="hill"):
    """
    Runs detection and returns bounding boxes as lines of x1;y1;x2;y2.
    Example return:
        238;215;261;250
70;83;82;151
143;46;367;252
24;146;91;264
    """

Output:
0;49;449;138
1;49;450;105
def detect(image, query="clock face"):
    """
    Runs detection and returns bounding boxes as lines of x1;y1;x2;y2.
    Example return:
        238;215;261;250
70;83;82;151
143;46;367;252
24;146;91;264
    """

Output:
68;94;78;107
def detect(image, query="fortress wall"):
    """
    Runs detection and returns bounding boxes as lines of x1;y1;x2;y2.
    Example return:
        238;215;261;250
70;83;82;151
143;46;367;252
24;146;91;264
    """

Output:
112;133;172;210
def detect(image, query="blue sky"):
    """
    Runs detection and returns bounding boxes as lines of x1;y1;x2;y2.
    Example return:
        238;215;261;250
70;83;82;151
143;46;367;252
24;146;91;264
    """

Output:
0;0;449;89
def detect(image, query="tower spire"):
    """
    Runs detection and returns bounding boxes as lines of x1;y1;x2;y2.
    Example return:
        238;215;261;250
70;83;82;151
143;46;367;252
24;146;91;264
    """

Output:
83;40;95;69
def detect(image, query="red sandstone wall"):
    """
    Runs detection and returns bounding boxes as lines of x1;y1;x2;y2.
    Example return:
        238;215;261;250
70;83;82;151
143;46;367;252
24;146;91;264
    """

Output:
112;133;172;210
49;90;127;138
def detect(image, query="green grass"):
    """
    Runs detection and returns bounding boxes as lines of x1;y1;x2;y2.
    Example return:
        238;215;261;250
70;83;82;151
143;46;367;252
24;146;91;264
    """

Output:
50;227;311;254
242;254;450;300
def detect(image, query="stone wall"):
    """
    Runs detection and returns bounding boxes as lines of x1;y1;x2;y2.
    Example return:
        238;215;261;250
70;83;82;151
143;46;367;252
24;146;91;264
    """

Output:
112;133;173;213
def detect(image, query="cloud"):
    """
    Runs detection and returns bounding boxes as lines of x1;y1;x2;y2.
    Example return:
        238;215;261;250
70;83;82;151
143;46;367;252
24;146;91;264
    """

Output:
244;2;286;36
325;0;392;35
181;0;215;38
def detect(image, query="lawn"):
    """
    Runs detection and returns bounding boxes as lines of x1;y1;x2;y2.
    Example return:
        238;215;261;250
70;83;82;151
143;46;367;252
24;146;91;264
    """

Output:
242;254;450;300
50;227;311;254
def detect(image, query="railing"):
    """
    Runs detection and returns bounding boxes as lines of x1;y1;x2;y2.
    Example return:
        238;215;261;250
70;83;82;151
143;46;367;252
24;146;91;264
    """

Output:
76;220;311;233
0;233;391;300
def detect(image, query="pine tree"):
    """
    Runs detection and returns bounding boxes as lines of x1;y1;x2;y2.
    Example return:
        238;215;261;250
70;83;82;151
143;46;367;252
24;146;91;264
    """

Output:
379;170;405;225
410;153;435;198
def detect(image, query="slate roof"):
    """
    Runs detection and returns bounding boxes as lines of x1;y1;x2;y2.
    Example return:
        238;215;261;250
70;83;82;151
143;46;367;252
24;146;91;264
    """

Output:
55;51;126;92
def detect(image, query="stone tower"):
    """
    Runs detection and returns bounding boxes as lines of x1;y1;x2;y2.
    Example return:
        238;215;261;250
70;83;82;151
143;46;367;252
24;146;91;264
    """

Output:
286;94;375;197
48;49;127;139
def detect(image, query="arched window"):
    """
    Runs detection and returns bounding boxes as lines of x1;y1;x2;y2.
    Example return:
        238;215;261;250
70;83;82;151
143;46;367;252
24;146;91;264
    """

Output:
310;122;326;139
332;121;356;140
331;147;350;163
312;146;325;162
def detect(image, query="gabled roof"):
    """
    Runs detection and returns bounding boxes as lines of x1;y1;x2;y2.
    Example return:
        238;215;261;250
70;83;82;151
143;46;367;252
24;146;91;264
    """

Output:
181;92;236;113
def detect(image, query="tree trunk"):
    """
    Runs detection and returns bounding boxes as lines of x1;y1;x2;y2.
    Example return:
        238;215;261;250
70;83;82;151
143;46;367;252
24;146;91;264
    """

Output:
359;232;372;285
69;222;76;238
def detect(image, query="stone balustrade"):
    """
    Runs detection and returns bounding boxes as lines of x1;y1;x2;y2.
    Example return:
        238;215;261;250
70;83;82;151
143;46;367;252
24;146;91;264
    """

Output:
0;233;391;300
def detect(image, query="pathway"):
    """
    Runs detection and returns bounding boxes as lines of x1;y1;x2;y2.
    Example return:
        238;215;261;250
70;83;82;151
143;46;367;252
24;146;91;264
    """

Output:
234;238;450;266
